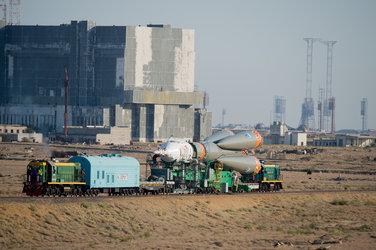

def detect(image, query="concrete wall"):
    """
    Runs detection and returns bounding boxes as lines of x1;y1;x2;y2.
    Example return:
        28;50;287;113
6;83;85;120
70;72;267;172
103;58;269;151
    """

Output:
194;109;212;141
124;25;195;92
18;133;43;143
270;122;288;136
96;127;131;145
336;134;376;147
0;104;103;134
124;90;202;105
0;22;204;143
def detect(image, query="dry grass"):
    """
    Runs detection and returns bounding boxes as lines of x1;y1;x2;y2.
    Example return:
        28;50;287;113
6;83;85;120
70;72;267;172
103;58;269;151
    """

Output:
1;142;376;248
0;193;375;249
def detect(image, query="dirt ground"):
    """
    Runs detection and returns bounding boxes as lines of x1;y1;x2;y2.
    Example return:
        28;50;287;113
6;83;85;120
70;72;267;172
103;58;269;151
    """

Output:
0;141;376;249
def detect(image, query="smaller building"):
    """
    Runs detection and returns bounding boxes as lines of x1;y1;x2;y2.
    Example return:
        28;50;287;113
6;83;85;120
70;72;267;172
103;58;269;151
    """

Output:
284;132;307;146
49;126;131;145
336;134;376;147
0;124;43;143
312;136;337;147
263;122;307;146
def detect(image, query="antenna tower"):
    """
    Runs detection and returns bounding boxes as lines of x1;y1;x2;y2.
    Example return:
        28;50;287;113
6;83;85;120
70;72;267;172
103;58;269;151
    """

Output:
317;88;324;131
321;40;337;131
299;38;320;130
0;0;6;25
274;96;286;123
329;97;335;134
222;108;226;127
8;0;19;25
361;98;367;131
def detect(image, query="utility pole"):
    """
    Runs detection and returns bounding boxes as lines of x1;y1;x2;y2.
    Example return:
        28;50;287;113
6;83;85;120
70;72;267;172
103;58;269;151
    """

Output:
317;88;324;131
222;108;226;127
64;67;69;141
361;98;367;131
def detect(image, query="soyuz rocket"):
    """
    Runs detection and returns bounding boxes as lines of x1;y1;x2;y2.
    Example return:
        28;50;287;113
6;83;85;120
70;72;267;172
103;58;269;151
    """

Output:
153;129;263;175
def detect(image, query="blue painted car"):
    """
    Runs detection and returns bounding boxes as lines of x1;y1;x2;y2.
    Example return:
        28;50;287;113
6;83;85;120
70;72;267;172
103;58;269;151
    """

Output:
68;154;140;191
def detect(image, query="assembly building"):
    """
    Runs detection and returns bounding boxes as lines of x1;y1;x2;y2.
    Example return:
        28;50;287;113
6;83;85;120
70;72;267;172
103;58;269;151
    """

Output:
0;21;212;142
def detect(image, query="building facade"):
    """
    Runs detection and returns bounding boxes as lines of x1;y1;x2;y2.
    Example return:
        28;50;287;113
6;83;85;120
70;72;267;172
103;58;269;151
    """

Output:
0;21;210;142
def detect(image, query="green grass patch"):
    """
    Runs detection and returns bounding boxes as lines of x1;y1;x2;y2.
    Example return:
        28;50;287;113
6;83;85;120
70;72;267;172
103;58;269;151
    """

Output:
359;224;372;232
244;224;252;230
309;222;318;229
109;232;118;239
144;231;151;238
301;156;313;161
81;202;92;209
120;236;133;242
239;206;253;212
214;211;224;217
328;227;348;235
296;209;302;215
330;199;349;206
198;224;209;229
256;225;267;230
28;205;36;212
287;226;312;235
364;200;376;206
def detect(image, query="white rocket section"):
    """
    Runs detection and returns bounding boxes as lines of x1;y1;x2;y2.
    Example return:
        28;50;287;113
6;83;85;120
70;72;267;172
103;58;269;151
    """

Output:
155;141;193;163
154;130;264;174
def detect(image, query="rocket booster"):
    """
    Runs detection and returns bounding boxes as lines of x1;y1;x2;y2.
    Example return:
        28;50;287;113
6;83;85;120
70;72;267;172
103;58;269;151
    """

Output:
216;130;262;150
154;130;263;174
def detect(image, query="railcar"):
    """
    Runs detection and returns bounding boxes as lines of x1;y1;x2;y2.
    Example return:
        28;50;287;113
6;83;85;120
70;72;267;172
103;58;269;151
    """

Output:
23;160;85;197
23;155;282;197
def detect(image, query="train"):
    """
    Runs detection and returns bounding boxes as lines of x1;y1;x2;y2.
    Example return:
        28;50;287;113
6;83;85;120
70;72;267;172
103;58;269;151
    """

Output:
23;130;283;197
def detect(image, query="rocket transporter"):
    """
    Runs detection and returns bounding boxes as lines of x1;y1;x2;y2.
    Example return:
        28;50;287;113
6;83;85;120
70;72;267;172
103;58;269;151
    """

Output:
152;129;283;193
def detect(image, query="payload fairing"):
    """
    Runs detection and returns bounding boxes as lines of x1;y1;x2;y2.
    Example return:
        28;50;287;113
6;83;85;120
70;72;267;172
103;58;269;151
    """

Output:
154;130;263;175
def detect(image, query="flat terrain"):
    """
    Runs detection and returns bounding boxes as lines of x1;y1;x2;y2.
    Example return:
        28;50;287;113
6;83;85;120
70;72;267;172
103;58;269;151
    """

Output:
0;142;376;249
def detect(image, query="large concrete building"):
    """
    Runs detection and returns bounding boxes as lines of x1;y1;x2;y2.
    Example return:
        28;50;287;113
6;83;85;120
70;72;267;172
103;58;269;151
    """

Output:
0;21;211;142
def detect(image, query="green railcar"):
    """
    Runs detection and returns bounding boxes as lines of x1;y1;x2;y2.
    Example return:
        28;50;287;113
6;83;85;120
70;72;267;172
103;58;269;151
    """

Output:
23;160;85;196
149;160;283;193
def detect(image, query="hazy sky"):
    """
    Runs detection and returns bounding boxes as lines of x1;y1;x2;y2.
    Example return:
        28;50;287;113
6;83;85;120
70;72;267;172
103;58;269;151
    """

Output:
21;0;376;130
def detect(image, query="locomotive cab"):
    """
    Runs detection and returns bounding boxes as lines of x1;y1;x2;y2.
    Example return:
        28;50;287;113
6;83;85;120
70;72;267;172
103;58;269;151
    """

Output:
23;160;46;196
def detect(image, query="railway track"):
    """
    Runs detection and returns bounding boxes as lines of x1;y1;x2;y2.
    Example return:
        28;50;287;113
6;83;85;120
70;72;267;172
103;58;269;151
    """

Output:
1;189;375;204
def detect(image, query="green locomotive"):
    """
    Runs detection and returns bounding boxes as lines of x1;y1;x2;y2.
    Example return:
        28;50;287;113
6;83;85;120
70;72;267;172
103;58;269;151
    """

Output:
23;160;85;196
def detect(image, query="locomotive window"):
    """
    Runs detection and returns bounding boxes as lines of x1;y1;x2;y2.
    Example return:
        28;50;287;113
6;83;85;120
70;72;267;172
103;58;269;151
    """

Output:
107;175;109;183
97;171;100;179
112;175;114;183
102;171;105;179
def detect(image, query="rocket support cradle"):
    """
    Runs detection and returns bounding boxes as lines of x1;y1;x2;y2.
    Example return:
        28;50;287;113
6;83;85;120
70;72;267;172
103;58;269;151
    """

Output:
154;130;263;175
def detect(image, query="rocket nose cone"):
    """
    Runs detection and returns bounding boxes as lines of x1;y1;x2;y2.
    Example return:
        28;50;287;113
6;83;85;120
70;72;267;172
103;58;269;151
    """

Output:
216;130;262;150
160;150;178;163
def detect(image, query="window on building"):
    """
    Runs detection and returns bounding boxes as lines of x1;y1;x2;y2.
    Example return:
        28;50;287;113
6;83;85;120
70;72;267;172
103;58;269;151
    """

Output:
5;129;7;133
11;129;14;133
17;130;19;133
